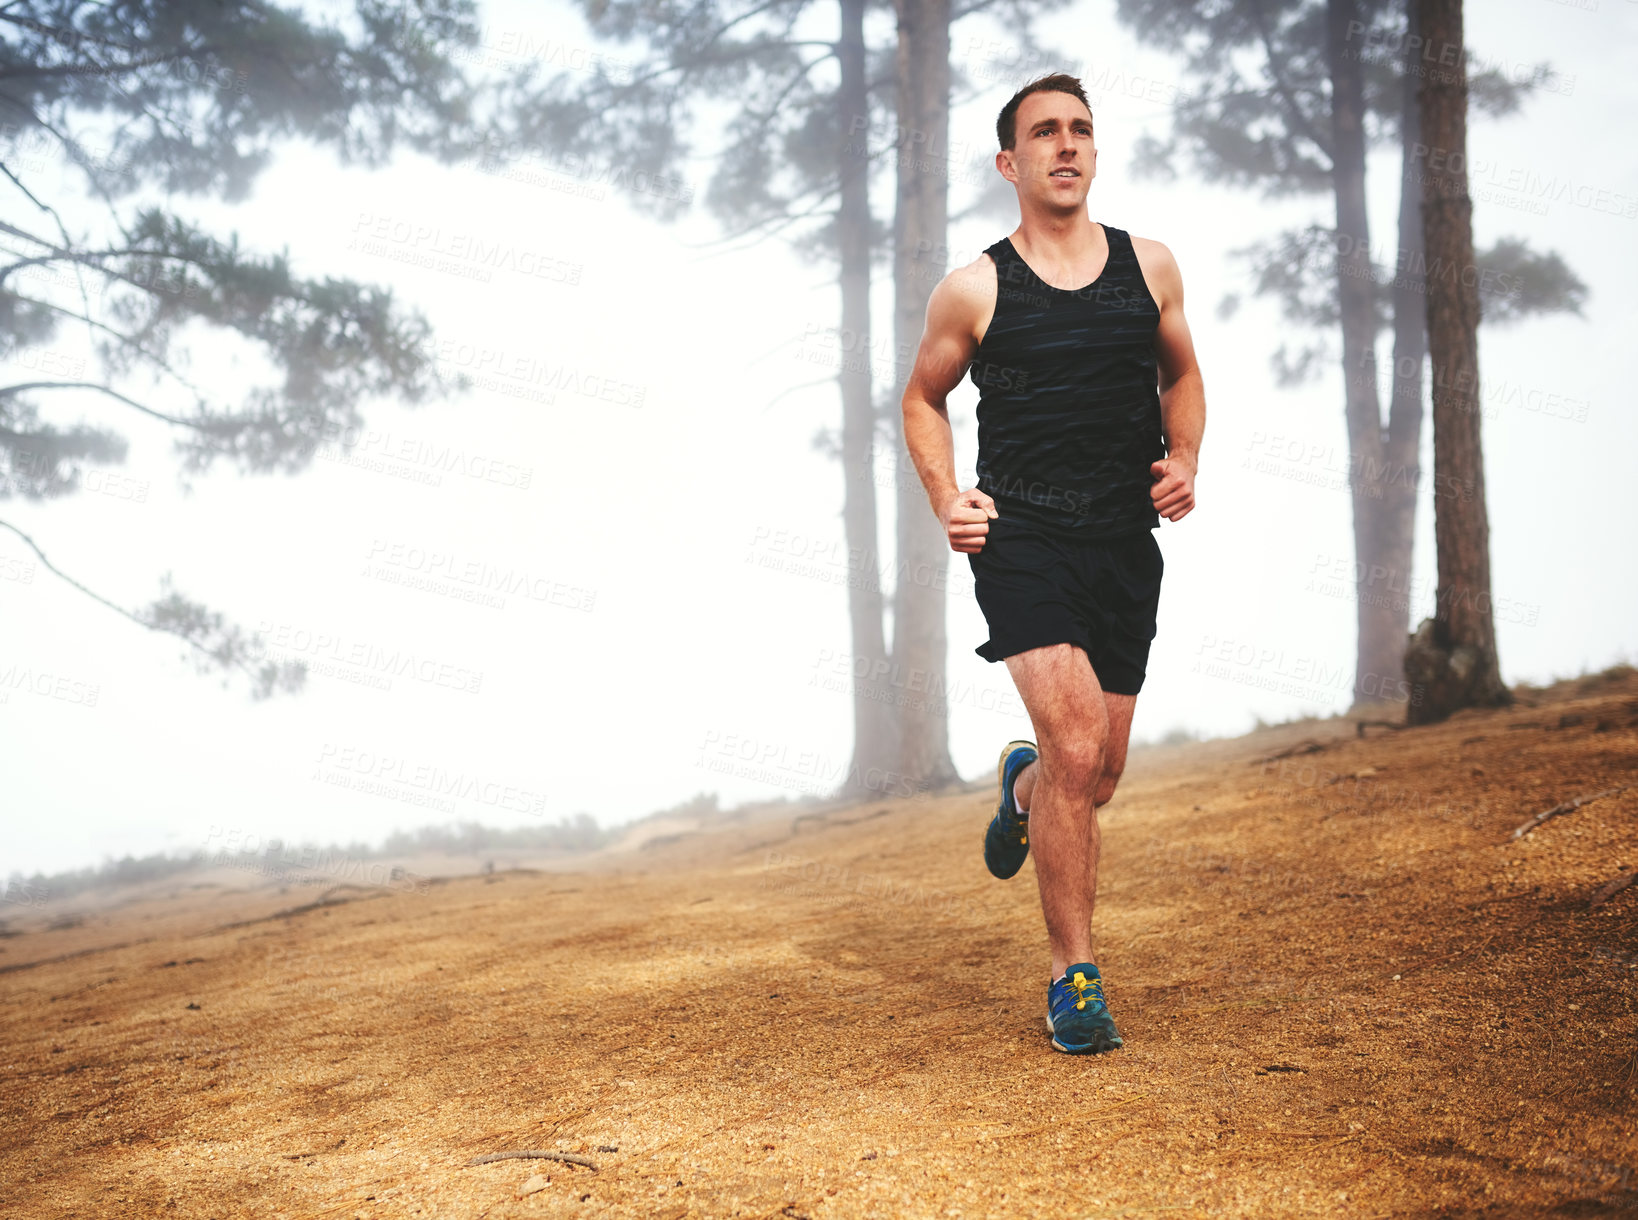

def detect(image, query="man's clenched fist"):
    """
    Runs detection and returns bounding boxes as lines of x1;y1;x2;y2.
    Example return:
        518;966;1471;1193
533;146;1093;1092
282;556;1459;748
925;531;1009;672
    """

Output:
1150;455;1197;522
941;488;998;553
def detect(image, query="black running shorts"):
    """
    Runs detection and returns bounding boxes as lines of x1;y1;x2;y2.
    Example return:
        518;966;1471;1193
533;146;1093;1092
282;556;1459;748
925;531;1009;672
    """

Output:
967;516;1163;696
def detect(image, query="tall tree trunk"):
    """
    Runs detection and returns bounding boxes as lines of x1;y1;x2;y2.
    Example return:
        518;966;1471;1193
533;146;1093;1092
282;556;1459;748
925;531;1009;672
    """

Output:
836;0;898;795
1377;0;1427;700
890;0;959;790
1403;0;1509;722
1327;0;1397;709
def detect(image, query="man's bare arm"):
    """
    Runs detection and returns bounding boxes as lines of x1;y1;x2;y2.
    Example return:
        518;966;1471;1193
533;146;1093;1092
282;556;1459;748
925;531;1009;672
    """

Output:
1136;238;1205;522
901;262;999;553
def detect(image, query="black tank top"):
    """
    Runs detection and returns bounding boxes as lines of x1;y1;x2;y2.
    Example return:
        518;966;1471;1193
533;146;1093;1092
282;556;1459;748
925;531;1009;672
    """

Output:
968;223;1166;538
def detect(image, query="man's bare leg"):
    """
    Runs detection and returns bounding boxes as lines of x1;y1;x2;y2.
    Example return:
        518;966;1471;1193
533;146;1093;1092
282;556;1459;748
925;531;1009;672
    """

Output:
1005;644;1139;979
1014;695;1136;816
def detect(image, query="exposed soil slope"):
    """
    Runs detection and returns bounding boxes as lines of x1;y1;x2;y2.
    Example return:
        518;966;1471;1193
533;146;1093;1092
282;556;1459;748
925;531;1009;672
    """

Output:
2;670;1636;1219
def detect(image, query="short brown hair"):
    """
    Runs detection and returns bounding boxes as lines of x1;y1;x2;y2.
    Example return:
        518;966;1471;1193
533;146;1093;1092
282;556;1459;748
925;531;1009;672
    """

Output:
996;73;1092;151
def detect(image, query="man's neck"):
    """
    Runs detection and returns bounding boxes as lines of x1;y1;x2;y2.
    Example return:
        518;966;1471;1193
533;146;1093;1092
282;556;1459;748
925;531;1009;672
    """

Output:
1012;208;1102;262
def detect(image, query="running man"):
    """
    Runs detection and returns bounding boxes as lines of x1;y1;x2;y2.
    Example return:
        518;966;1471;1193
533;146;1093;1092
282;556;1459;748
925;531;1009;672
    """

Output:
901;73;1205;1055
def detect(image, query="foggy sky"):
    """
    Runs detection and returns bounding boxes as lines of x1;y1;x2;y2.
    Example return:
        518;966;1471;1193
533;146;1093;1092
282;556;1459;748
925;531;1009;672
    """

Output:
2;0;1633;878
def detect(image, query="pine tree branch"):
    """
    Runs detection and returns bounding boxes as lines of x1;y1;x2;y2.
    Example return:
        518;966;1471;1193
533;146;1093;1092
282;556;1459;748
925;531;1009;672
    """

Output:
0;95;136;225
0;9;145;53
0;47;219;82
706;0;807;55
0;517;301;698
718;48;837;165
0;380;209;432
0;517;153;632
1249;0;1333;165
763;373;838;413
680;179;841;251
0;158;98;347
591;37;836;101
6;292;217;410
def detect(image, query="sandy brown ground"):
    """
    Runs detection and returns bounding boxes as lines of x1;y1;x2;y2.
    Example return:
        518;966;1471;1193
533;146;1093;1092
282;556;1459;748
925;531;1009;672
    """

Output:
3;670;1637;1220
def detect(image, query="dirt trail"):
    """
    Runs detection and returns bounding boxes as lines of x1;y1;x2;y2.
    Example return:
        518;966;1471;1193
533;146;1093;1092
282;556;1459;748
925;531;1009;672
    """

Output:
3;671;1637;1219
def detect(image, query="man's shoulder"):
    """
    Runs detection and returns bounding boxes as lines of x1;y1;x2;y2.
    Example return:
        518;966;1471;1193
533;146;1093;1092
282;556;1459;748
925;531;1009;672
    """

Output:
931;250;999;323
1126;230;1179;271
1126;233;1183;306
944;247;1000;285
1126;232;1176;263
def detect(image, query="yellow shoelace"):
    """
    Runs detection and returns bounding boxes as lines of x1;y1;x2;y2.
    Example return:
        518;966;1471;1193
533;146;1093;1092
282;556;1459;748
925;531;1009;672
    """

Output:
1065;970;1105;1011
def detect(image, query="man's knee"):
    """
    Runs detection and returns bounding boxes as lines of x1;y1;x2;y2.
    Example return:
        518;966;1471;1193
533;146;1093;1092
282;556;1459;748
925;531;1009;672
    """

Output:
1042;734;1105;794
1093;761;1125;807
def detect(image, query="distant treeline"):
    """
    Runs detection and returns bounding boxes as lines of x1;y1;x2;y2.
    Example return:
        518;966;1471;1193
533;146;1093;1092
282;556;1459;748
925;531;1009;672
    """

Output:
2;806;685;910
377;812;613;856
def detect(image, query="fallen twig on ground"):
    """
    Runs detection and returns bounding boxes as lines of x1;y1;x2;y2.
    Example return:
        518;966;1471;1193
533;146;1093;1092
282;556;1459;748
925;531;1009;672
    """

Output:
1233;1133;1361;1162
465;1150;598;1170
1254;1129;1332;1137
1588;872;1638;910
212;889;388;933
1397;929;1503;977
1468;890;1539;908
1253;740;1329;764
1355;719;1401;738
1510;786;1628;841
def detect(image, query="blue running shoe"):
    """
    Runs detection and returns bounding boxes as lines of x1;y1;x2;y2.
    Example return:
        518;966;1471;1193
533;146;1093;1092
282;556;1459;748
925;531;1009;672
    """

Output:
984;739;1037;879
1046;963;1123;1054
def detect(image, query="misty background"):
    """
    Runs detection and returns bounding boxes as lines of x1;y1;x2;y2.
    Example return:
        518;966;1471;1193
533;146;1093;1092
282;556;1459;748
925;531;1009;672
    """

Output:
1;0;1633;880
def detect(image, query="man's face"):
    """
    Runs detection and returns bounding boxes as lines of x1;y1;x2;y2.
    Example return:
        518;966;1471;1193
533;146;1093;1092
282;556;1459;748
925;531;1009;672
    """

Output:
998;91;1097;209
